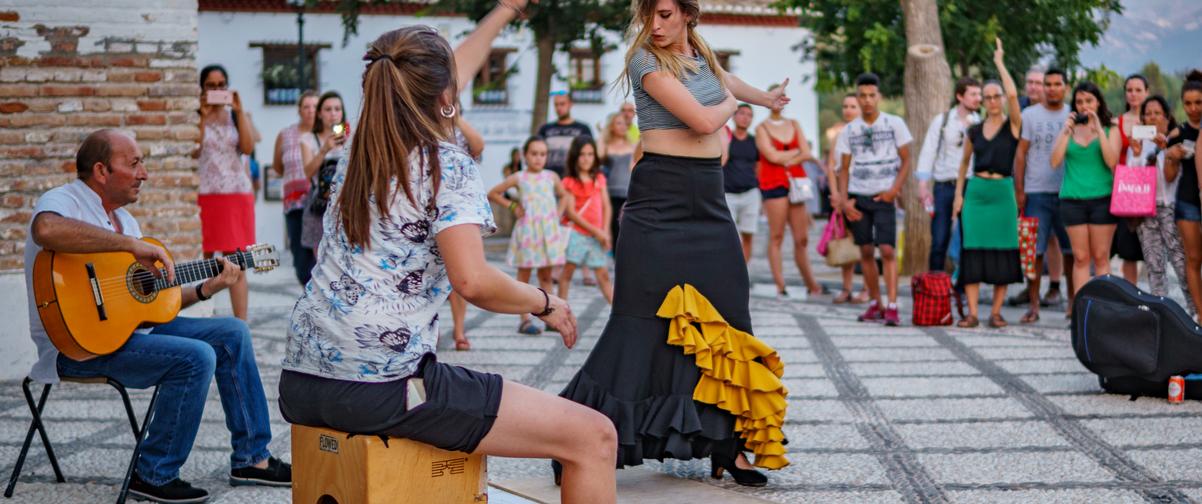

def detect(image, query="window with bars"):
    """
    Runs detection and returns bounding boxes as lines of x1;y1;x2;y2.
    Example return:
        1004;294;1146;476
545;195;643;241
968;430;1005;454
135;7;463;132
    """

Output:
569;48;605;104
251;42;328;106
473;49;515;106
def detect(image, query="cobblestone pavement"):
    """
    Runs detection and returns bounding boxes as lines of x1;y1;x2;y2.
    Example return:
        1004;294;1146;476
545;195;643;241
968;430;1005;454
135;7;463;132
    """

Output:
3;219;1201;503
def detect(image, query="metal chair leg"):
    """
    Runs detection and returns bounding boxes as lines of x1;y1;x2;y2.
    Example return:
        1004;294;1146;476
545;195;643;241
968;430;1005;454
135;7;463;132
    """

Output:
115;384;159;504
109;380;140;439
5;378;65;499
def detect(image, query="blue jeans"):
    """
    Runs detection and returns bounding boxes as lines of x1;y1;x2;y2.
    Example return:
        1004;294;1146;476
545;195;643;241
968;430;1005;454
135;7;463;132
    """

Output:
1024;192;1073;257
285;208;316;286
928;181;957;271
57;317;273;486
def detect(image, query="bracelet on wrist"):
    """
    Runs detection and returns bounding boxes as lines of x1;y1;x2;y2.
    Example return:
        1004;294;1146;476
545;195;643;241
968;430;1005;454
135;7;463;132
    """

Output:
508;200;518;211
531;287;553;317
195;282;212;301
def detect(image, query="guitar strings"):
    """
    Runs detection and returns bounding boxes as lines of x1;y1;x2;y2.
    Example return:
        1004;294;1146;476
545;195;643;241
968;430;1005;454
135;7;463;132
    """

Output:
89;252;256;290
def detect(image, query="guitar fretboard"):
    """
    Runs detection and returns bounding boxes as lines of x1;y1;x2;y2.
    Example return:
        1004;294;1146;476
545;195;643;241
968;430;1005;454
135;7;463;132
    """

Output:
149;252;253;291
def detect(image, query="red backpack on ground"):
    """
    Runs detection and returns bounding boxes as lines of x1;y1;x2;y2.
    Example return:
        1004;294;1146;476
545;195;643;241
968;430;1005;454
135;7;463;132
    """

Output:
912;272;953;326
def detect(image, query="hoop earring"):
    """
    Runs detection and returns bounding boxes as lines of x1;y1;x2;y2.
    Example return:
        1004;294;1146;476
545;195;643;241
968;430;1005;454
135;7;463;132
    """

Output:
440;105;457;119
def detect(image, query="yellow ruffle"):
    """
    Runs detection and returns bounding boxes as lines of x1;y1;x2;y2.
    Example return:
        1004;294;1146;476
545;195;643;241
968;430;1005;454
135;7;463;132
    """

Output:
656;284;790;469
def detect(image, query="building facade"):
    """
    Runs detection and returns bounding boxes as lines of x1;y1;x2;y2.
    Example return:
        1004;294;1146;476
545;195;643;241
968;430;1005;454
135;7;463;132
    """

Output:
197;0;818;189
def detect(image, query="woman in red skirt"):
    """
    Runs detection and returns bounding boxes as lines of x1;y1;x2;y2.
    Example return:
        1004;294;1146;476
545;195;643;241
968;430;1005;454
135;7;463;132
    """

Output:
197;64;257;320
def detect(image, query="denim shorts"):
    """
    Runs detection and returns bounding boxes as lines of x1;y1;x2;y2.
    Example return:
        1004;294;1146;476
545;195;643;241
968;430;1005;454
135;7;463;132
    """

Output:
565;228;608;269
1178;200;1202;223
1024;192;1073;256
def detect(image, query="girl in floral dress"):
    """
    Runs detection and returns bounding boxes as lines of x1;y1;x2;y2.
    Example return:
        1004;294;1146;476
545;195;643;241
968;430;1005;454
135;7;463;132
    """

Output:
489;136;570;334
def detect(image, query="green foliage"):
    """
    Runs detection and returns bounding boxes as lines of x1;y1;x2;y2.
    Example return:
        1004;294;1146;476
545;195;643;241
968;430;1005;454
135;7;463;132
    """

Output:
1093;61;1188;119
781;0;1123;96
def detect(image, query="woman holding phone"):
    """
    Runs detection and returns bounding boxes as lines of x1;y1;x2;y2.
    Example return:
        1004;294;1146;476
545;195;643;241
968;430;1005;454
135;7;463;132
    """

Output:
300;91;350;253
197;64;257;320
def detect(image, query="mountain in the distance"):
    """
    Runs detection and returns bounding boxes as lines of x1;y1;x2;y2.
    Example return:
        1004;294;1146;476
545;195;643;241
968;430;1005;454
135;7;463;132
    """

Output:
1078;0;1202;76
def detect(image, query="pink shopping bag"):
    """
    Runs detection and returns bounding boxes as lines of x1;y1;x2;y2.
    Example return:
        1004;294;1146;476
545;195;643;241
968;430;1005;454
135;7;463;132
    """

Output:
817;213;845;257
1110;164;1157;217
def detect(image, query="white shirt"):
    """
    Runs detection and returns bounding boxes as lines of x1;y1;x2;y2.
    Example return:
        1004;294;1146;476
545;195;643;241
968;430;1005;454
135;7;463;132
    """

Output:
1128;140;1179;207
24;180;143;384
283;143;496;382
916;109;980;182
836;112;914;196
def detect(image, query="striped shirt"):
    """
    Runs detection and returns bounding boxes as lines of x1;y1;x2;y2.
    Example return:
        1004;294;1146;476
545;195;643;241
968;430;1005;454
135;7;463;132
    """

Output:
629;47;725;131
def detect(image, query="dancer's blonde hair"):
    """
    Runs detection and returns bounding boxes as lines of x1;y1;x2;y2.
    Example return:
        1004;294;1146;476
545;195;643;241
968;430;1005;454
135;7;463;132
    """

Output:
617;0;726;94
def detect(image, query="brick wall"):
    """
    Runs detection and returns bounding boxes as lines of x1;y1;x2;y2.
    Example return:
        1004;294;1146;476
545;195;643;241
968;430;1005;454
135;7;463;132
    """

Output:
0;0;200;271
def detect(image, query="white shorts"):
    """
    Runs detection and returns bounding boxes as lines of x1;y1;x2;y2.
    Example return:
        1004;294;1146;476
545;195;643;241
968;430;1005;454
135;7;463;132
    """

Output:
725;189;761;235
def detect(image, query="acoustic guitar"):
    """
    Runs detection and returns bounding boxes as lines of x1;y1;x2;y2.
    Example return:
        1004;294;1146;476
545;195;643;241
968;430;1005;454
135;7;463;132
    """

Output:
32;238;279;361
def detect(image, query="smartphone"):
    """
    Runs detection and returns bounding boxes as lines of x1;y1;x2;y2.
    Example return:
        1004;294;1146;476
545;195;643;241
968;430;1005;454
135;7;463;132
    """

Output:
332;123;345;138
1132;125;1156;141
1073;114;1090;125
207;90;232;105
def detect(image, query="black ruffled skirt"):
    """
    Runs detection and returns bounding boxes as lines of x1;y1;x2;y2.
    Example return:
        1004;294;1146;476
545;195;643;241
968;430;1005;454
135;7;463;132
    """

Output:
559;153;749;467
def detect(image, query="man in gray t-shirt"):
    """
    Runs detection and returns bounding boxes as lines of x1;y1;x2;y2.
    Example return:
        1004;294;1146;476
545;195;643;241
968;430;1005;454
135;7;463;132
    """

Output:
1013;69;1073;322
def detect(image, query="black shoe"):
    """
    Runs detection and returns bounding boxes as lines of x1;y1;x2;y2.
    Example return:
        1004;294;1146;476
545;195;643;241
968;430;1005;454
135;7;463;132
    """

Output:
1006;286;1031;307
229;456;292;487
128;474;209;503
710;453;768;487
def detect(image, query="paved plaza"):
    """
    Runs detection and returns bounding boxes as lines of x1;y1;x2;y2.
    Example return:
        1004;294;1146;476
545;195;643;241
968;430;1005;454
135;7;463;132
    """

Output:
2;217;1201;503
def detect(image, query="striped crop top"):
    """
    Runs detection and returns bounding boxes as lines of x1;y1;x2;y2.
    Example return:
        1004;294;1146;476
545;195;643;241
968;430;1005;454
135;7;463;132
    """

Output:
628;47;726;131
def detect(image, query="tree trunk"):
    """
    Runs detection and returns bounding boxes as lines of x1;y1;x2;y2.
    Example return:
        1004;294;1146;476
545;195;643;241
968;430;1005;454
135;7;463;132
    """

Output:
900;0;952;276
530;33;555;135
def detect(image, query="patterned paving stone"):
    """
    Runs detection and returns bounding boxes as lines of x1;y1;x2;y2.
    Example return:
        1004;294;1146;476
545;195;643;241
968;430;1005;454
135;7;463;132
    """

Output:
1048;393;1202;417
782;424;870;451
1020;373;1105;394
874;397;1034;422
1081;417;1202;447
947;489;1145;504
918;452;1113;485
846;361;980;377
894;420;1070;449
993;358;1087;375
1127;448;1202;481
858;376;1006;398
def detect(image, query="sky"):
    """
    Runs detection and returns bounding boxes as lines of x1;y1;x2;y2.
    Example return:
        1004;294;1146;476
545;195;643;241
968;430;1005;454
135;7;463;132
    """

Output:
1077;0;1202;75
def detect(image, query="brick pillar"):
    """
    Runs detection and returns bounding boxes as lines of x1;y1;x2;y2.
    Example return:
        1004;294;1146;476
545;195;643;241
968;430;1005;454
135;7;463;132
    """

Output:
0;1;201;271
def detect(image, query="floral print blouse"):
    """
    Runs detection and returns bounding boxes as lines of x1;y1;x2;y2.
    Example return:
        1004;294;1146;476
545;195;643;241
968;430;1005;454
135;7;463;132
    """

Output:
283;142;496;382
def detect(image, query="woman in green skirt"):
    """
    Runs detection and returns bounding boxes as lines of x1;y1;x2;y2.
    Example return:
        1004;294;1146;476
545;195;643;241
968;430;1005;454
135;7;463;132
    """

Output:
953;38;1024;328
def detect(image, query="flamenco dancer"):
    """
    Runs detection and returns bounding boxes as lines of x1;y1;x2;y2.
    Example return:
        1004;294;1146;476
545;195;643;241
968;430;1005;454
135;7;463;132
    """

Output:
557;0;791;486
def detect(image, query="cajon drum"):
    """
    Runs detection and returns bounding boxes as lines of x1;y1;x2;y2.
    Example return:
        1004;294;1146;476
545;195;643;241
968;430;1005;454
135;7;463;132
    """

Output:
292;425;488;504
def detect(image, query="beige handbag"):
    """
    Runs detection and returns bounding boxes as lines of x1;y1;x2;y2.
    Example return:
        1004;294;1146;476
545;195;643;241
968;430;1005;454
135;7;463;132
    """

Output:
823;214;861;267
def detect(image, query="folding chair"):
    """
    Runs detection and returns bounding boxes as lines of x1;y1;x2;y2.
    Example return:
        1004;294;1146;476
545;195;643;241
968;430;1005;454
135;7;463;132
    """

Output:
4;375;161;504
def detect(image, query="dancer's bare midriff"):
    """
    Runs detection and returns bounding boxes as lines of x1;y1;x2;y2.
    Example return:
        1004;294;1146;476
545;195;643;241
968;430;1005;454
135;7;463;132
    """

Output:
641;128;723;159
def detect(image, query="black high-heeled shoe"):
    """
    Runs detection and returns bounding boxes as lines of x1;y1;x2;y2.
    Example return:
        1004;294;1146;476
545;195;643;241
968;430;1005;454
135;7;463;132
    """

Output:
551;459;563;487
710;453;767;487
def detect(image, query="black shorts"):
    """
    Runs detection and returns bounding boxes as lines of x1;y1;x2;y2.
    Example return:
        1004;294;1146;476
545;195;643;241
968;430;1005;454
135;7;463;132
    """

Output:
1060;196;1117;226
760;186;788;200
848;195;897;246
278;354;503;454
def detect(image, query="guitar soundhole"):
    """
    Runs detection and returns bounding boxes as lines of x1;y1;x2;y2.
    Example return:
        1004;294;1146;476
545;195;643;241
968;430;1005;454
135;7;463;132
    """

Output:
126;264;159;303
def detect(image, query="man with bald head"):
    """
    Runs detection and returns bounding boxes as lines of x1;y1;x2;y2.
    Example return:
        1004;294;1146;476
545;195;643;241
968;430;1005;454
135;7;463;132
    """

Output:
24;129;290;502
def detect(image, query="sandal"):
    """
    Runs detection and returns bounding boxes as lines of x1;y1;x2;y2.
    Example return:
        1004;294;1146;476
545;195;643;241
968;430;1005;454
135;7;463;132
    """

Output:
957;315;980;328
454;338;471;351
850;291;870;304
518;319;542;335
833;291;852;304
988;314;1008;328
1020;310;1040;324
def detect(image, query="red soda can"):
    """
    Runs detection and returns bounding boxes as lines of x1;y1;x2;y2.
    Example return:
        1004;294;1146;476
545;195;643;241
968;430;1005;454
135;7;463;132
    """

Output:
1169;376;1185;404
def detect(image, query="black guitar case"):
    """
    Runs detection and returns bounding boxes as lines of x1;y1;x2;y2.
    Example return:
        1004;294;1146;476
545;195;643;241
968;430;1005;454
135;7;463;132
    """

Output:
1071;275;1202;399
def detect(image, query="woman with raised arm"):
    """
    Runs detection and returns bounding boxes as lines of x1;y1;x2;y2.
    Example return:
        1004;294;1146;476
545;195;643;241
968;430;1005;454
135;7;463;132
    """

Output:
953;38;1024;328
557;0;790;487
277;3;619;502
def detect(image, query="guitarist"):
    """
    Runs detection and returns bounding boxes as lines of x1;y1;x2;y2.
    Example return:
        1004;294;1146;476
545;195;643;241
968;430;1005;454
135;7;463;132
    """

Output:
23;129;290;503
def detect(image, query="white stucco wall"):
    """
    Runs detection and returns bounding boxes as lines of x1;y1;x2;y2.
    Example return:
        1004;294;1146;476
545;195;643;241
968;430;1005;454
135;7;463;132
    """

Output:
198;10;818;189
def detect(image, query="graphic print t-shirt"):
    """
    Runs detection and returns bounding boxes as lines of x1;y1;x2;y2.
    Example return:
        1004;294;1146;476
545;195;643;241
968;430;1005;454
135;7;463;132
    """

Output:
537;121;592;176
1020;104;1071;194
836;112;913;196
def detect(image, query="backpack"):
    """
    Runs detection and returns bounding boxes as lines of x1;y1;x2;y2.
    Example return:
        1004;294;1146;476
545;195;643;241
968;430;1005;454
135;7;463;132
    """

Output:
1072;275;1202;400
911;271;952;326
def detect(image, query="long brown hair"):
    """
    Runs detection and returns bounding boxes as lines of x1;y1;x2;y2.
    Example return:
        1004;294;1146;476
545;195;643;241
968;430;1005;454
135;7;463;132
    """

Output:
617;0;726;95
338;26;458;249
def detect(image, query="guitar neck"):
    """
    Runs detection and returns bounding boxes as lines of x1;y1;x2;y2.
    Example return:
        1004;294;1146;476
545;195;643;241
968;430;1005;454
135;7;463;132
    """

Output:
153;252;253;290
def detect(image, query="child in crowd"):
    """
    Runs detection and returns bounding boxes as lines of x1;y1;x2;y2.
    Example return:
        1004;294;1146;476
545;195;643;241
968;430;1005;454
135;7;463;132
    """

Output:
488;136;571;334
560;136;614;303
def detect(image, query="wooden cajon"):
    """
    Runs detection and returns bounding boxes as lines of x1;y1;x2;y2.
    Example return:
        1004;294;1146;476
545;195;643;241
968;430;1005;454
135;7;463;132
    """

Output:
292;425;488;504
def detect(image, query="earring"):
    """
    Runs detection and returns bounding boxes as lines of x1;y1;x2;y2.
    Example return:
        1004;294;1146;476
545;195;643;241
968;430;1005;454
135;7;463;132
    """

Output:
440;105;457;118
